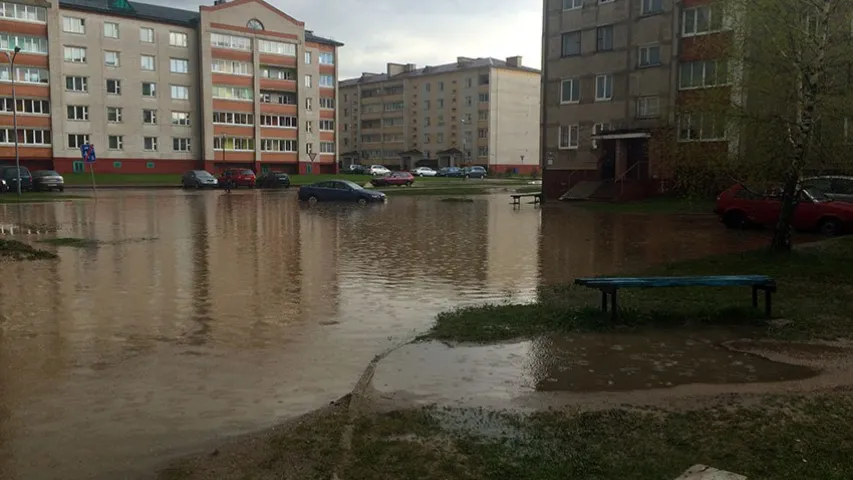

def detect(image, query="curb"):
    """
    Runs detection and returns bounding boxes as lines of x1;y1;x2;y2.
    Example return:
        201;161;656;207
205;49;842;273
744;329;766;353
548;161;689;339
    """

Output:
63;184;182;190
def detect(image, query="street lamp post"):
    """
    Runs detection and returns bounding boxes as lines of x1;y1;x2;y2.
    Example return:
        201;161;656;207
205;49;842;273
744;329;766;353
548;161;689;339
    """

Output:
3;46;21;197
460;117;471;168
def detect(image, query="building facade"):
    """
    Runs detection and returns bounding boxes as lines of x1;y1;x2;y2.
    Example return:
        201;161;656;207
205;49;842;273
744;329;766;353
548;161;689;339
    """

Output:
339;57;540;175
1;0;341;175
540;0;729;199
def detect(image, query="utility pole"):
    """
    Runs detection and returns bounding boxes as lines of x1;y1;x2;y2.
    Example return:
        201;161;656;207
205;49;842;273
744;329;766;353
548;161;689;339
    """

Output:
3;46;21;197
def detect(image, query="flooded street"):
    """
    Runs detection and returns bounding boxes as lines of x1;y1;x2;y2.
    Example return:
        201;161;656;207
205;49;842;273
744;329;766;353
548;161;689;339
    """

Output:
0;190;775;480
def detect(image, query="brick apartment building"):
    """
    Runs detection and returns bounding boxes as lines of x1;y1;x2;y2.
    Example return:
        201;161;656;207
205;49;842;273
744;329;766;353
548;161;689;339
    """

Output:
0;0;341;175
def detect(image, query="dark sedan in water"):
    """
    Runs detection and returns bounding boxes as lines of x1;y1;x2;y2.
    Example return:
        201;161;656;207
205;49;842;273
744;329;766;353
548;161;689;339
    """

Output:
0;166;32;192
298;180;386;204
181;170;218;189
32;170;65;192
257;172;291;188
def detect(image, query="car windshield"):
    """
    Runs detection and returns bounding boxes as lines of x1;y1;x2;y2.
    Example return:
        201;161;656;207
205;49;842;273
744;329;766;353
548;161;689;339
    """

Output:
804;187;831;202
240;169;254;175
194;171;214;178
341;180;363;190
2;167;28;177
36;170;59;176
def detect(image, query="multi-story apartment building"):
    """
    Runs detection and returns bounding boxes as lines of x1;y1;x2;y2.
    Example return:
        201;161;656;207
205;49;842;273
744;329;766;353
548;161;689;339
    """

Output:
339;56;540;174
540;0;728;199
1;0;341;175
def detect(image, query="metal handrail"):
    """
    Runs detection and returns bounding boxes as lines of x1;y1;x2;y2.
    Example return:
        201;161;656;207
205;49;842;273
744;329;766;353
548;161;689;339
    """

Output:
616;161;647;196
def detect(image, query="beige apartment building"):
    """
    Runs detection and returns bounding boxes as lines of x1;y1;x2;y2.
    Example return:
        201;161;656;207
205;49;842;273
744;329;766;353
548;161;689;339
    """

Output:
339;56;541;174
1;0;341;175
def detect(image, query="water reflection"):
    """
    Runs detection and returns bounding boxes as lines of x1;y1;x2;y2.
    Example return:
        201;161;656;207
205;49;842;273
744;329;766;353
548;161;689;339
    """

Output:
0;192;778;479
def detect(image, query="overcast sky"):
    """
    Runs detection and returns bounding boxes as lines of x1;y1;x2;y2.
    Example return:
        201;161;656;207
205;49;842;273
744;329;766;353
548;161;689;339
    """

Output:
163;0;543;79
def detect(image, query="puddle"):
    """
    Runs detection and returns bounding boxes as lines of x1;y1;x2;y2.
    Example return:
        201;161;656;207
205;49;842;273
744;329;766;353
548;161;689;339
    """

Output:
372;332;819;404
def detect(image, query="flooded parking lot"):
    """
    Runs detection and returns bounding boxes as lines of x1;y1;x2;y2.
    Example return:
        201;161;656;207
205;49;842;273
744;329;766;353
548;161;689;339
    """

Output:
0;190;777;479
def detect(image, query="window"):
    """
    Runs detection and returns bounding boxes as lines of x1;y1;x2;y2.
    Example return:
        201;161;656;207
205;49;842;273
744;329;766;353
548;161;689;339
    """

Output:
478;110;489;121
478;146;488;158
382;117;403;127
0;129;50;145
140;27;154;43
319;75;334;87
683;4;724;36
169;32;188;47
142;109;157;124
0;2;47;22
214;137;254;151
304;75;312;87
260;139;296;152
169;58;188;74
591;123;610;149
258;39;296;55
213;59;252;75
425;99;432;110
637;96;660;118
171;111;190;126
596;25;614;51
66;76;87;92
142;82;156;97
319;52;334;65
141;55;155;70
465;78;473;88
638;45;661;67
104;22;119;38
247;18;264;30
437;99;444;108
478;128;488;139
561;31;581;57
438;81;444;91
436;133;444;143
143;137;158;151
213;111;253;125
678;60;728;89
107;106;122;122
212;85;252;101
259;114;296;128
106;79;121;94
260;66;291;79
108;135;123;150
384;101;404;111
104;51;119;67
0;98;49;114
1;34;48;54
0;66;48;84
305;120;313;133
306;142;313;154
64;46;86;63
559;125;579;149
641;0;663;14
563;0;582;10
319;97;335;109
560;78;580;103
170;85;189;100
479;93;489;103
319;119;334;131
595;74;613;100
67;105;88;120
678;113;726;141
304;51;311;64
67;134;89;149
62;16;85;34
210;33;251;50
305;97;313;110
320;141;335;154
173;138;191;152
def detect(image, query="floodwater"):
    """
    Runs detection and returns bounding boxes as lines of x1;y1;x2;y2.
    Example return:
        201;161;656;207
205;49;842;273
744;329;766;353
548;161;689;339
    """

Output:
0;190;779;480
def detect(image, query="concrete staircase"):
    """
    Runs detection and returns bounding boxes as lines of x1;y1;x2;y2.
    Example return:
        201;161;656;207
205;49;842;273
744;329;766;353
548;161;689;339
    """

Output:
559;181;603;201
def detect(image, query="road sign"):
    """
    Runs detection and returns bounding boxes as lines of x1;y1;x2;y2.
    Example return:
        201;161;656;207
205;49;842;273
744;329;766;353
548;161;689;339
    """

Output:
308;152;317;162
81;143;96;163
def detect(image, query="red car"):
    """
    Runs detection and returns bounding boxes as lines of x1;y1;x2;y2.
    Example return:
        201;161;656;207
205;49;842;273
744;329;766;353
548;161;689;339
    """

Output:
714;184;853;236
218;168;256;188
370;171;415;187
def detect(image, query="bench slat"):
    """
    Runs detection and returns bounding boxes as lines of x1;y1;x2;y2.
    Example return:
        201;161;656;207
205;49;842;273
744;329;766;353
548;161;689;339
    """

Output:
575;275;775;289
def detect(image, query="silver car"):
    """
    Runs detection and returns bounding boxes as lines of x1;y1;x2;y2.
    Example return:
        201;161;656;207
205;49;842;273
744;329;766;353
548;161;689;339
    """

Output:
32;170;64;192
801;176;853;203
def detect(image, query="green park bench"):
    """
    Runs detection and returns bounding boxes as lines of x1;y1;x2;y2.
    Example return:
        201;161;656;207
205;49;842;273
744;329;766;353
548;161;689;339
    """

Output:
574;275;777;321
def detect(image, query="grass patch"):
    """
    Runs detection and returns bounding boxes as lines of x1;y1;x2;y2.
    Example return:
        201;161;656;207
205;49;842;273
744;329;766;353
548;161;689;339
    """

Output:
427;237;853;343
0;193;86;204
577;196;715;214
63;173;181;186
0;239;58;260
37;237;99;248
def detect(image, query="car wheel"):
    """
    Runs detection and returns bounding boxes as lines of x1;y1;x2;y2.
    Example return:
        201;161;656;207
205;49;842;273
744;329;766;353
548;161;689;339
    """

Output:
58;187;64;192
308;195;319;204
357;198;368;205
819;218;841;236
723;211;747;229
406;181;413;187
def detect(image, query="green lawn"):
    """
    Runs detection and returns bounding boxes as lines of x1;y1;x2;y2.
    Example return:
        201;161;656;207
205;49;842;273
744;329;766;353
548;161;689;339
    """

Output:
426;237;853;343
63;173;182;185
576;197;716;214
0;192;86;204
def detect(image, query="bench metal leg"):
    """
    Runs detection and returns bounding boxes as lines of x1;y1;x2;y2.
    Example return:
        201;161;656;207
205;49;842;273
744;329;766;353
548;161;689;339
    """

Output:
601;291;608;312
752;287;758;307
765;288;772;317
611;290;618;321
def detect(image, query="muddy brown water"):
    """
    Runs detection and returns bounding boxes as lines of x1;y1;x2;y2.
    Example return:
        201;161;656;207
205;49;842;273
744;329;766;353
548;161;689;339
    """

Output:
0;190;783;480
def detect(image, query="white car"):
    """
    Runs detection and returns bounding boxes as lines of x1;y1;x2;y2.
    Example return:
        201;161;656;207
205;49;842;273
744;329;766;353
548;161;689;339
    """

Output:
413;166;437;177
368;165;391;176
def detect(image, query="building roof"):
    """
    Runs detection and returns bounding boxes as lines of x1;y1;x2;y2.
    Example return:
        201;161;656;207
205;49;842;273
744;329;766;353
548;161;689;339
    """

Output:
58;0;344;45
339;57;540;87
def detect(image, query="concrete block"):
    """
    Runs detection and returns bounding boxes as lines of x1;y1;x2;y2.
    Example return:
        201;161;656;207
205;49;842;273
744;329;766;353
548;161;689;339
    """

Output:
675;464;747;480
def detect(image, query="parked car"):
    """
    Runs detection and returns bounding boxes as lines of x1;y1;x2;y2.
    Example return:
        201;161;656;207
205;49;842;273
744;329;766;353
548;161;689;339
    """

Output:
31;170;65;192
218;168;256;188
298;180;386;204
370;171;415;187
345;164;368;175
368;165;391;176
0;178;6;193
437;167;464;177
257;171;291;189
801;176;853;203
0;166;33;192
714;183;853;236
181;170;218;189
413;166;437;177
463;166;487;179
